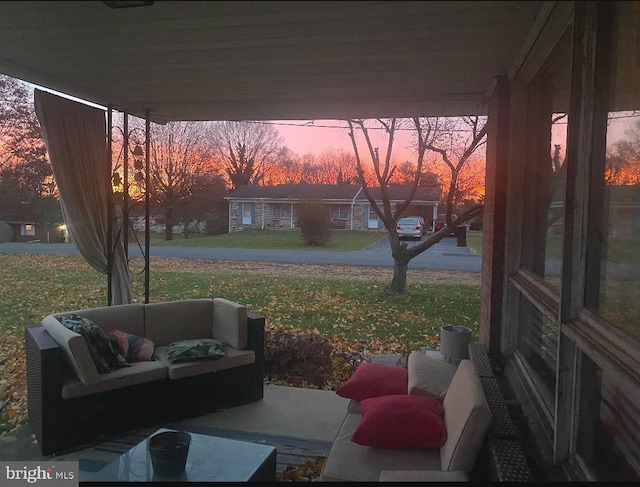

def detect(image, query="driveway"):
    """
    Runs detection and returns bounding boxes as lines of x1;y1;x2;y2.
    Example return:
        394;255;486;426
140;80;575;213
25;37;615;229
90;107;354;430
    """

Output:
0;234;482;272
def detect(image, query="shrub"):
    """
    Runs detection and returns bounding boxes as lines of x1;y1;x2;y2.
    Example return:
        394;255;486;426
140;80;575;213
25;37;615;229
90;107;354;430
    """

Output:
264;325;334;388
295;199;332;246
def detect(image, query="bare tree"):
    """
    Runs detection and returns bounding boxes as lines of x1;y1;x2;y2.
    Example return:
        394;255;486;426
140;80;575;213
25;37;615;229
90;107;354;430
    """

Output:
314;148;359;184
0;75;58;226
417;116;487;229
347;117;485;294
145;121;213;240
207;121;285;189
606;118;640;185
0;74;48;171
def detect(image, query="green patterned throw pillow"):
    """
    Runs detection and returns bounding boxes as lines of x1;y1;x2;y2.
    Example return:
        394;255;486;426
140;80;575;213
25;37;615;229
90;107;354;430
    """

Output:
167;338;227;363
56;314;130;373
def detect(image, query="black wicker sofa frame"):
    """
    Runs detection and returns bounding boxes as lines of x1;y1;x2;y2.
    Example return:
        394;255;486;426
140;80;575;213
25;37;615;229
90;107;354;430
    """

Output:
25;302;265;456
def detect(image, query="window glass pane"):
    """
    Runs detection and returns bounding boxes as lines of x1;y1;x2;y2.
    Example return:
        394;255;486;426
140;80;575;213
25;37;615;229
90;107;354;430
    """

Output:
522;30;572;288
273;204;289;218
331;204;349;219
546;113;568;288
517;297;557;416
587;3;640;340
575;352;640;481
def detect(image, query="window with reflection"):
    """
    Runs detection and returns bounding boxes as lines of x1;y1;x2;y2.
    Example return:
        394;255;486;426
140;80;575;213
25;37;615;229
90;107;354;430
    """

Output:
575;352;640;481
517;298;557;417
586;2;640;341
520;30;572;288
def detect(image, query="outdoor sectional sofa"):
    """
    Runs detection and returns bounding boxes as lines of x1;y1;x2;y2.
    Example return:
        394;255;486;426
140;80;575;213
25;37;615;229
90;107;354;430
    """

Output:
319;351;492;482
25;298;265;455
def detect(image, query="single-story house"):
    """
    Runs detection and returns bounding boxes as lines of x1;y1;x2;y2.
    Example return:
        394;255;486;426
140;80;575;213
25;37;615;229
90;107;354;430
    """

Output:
0;220;67;243
224;184;442;232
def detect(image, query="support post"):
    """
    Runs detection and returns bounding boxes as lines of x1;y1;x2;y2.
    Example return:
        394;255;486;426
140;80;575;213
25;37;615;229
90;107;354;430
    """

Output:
107;106;113;306
144;110;151;303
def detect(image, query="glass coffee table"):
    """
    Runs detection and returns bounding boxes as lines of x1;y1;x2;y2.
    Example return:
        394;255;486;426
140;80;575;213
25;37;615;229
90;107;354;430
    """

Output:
82;428;277;482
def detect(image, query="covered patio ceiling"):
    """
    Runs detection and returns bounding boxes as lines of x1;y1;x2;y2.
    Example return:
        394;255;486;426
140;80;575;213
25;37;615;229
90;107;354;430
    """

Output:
0;1;548;124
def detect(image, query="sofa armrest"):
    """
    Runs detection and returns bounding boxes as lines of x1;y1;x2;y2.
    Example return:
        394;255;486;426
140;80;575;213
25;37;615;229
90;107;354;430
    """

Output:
213;298;248;349
41;314;99;385
440;359;491;472
25;325;75;455
246;311;265;399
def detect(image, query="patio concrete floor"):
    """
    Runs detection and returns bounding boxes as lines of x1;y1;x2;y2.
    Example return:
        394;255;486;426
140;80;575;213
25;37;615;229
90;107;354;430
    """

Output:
0;384;350;463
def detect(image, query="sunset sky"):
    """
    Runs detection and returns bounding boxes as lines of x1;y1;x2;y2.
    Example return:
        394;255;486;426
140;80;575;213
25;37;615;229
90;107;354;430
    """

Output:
272;119;417;162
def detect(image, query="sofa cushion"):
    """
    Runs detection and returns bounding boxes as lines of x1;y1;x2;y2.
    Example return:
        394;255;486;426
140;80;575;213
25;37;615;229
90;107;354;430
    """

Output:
108;330;155;362
61;360;168;399
42;314;100;385
154;345;255;380
352;394;446;449
213;298;248;349
166;338;227;362
440;359;491;472
407;351;458;398
56;314;129;373
336;362;408;402
319;412;442;482
144;299;213;346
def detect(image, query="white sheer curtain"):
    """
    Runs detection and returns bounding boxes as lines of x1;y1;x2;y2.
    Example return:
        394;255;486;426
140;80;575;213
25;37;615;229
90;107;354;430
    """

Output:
34;90;132;305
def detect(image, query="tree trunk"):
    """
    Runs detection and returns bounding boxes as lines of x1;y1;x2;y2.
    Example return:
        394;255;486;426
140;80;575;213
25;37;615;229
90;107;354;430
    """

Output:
165;206;173;241
389;240;411;294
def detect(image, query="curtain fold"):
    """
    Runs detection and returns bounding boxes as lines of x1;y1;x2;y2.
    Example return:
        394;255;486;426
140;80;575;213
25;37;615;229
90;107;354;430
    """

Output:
34;89;131;305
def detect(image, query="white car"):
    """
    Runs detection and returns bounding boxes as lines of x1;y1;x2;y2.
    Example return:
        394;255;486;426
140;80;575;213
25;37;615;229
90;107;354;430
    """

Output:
396;216;425;240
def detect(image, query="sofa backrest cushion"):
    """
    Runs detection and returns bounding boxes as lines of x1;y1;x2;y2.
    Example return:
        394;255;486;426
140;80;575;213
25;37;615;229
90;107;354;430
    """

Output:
407;351;458;397
144;299;213;346
42;314;100;385
440;359;491;472
213;298;248;349
69;304;145;336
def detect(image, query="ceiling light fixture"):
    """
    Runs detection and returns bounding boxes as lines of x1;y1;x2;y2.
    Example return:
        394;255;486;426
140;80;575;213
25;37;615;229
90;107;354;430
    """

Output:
102;1;154;9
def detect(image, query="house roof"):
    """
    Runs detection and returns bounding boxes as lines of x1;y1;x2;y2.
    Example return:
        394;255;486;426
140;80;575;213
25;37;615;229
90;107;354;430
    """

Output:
358;185;441;203
226;184;440;204
0;1;547;123
226;184;361;202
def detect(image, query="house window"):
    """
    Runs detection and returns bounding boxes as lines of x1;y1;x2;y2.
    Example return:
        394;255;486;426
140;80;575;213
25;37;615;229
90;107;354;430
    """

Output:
574;351;640;482
368;205;379;229
586;110;640;339
272;204;290;218
510;18;572;427
506;3;640;480
331;204;350;220
21;224;35;236
241;202;254;225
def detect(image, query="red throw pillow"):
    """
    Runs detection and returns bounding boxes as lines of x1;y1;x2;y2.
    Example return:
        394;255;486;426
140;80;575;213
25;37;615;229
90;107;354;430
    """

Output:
351;395;447;449
336;363;408;402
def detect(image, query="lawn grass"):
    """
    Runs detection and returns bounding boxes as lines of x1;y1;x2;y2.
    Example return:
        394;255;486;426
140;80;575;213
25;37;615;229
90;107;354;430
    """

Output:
0;253;480;345
142;229;385;251
465;229;483;255
0;252;481;433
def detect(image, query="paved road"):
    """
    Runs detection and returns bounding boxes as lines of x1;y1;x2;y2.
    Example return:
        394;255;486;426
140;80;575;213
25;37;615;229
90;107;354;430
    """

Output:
0;234;482;272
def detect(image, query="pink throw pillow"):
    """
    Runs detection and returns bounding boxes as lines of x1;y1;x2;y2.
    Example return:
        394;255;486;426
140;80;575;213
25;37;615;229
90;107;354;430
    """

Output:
336;362;408;402
351;394;446;449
